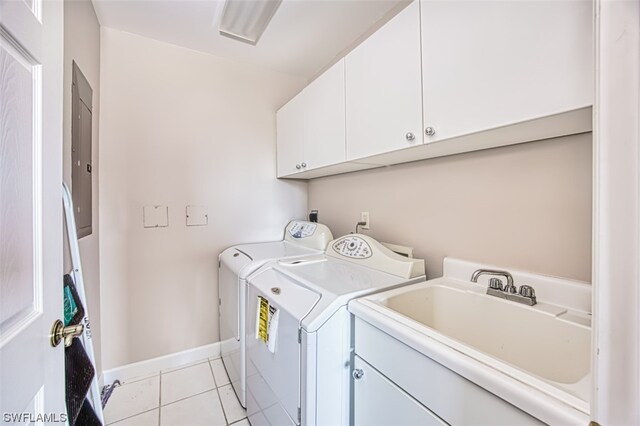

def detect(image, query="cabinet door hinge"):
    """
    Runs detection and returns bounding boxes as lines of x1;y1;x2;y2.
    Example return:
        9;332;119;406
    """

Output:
298;328;302;344
298;407;301;424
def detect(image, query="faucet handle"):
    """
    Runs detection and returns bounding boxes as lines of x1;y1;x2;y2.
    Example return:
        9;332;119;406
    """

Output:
519;285;536;298
488;278;503;291
504;283;518;294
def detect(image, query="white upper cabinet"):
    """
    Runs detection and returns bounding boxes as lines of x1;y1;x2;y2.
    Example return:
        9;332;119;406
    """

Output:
303;60;346;170
277;92;305;177
421;0;593;143
277;59;346;177
345;1;423;160
276;0;593;179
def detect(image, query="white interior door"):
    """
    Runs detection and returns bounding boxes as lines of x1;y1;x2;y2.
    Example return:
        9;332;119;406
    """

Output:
0;0;65;422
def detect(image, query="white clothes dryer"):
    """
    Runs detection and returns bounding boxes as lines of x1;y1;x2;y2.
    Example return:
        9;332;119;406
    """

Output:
218;220;333;408
245;234;425;426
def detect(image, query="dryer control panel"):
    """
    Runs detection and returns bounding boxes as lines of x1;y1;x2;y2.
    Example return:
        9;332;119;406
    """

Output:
288;221;317;239
326;234;425;279
283;220;333;251
332;236;372;259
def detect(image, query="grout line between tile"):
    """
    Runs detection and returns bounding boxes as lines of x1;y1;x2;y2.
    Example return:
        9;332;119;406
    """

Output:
160;388;218;408
228;417;248;426
210;361;229;425
119;373;160;387
216;387;230;425
106;407;158;425
161;359;210;376
208;359;218;388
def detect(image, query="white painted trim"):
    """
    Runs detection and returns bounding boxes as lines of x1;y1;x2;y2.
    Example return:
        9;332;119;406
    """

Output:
592;0;640;424
101;342;220;386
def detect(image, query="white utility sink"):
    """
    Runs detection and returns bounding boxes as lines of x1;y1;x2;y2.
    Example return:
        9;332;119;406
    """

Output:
381;283;591;385
349;257;592;424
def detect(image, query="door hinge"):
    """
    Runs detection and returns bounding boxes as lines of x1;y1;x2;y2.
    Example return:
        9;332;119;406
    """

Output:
298;407;301;423
298;328;302;344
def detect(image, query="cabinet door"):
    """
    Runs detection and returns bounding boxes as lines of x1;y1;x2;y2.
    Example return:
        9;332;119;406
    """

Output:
345;0;423;160
276;92;305;177
303;59;346;170
421;0;593;143
353;356;445;426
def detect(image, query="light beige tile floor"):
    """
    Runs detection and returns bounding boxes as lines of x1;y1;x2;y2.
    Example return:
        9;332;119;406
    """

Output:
104;358;248;425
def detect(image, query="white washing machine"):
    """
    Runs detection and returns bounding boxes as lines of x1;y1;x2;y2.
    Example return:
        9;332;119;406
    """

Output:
218;220;333;408
245;234;426;426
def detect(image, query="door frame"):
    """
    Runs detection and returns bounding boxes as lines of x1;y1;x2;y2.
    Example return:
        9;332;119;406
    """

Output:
592;0;640;424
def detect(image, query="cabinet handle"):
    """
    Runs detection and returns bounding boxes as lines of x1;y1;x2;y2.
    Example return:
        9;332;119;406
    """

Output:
405;132;415;142
352;369;365;380
301;162;307;168
296;164;302;170
425;126;436;136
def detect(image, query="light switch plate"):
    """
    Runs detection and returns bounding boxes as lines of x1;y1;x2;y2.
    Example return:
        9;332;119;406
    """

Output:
143;205;168;228
186;205;208;227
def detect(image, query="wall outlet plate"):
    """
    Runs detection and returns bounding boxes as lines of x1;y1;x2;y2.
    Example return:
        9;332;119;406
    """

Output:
143;205;168;228
186;205;208;226
360;211;370;230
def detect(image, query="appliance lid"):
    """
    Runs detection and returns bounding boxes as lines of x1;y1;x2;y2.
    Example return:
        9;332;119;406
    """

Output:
249;268;321;322
222;241;320;279
252;257;421;332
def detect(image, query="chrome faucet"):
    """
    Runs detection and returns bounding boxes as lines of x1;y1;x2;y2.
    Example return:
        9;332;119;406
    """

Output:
471;269;516;292
470;269;537;306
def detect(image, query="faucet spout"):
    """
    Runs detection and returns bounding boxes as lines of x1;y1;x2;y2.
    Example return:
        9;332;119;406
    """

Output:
471;268;537;306
470;269;514;288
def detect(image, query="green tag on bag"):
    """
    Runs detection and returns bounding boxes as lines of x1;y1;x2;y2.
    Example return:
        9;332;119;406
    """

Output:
63;286;78;326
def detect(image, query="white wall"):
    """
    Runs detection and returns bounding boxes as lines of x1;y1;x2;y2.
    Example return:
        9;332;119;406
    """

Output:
309;133;592;282
99;28;307;369
63;0;102;372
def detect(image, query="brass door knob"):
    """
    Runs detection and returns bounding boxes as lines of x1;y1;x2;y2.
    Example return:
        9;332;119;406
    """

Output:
50;319;84;348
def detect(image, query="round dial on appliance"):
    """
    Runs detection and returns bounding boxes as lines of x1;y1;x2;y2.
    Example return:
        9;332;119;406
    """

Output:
332;236;372;259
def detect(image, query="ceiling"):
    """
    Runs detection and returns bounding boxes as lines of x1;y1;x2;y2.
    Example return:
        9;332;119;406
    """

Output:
92;0;408;81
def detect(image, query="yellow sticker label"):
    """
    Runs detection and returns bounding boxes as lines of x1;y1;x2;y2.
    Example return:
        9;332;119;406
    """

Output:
258;296;269;343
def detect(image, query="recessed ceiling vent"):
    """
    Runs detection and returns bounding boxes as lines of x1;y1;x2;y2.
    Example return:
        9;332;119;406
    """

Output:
219;0;283;45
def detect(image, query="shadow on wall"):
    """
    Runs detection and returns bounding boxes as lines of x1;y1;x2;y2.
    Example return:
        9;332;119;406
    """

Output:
308;132;592;282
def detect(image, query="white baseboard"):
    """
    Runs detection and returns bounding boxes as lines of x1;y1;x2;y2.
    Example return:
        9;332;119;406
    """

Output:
101;342;220;386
